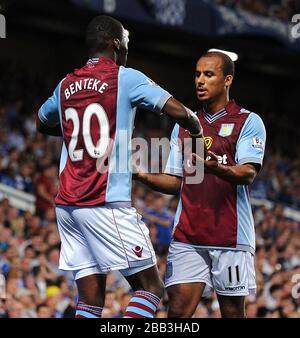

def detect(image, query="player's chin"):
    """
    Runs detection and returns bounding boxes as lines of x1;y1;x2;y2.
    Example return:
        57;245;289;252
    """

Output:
197;94;210;102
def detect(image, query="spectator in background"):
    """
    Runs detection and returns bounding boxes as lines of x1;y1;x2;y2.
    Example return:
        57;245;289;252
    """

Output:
116;292;132;318
36;303;53;318
102;290;120;318
15;162;35;194
35;163;57;219
7;124;25;152
15;288;37;318
0;161;17;188
1;147;19;170
168;196;179;216
214;0;297;20
148;222;160;253
280;296;299;318
132;182;147;213
246;301;258;318
142;194;173;255
7;299;25;318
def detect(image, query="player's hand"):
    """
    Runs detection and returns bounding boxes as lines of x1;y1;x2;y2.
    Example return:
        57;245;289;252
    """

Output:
133;172;145;181
192;150;219;174
132;163;143;181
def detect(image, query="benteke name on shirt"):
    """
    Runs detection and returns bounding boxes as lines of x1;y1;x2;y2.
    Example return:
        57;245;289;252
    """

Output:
64;78;109;100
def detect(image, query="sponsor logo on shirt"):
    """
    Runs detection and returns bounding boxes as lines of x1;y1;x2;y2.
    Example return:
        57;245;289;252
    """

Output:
218;123;235;137
206;154;228;165
204;136;213;150
203;136;228;164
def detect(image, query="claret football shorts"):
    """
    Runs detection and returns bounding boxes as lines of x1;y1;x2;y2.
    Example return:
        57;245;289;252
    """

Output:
56;205;157;278
165;241;256;296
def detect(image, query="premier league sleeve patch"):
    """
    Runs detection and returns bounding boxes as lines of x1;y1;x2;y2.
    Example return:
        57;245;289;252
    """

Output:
218;124;235;137
252;136;264;151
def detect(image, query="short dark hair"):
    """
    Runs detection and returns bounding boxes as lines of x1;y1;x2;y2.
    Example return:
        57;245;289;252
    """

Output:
86;15;123;55
201;51;235;78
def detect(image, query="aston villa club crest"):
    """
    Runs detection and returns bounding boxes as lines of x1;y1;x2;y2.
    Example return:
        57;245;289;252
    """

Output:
218;123;235;137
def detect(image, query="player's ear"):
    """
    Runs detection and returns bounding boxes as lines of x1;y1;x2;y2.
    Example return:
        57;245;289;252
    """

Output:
225;74;233;88
113;38;121;51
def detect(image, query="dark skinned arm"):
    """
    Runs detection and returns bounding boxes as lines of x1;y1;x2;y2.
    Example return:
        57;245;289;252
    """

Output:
162;97;203;138
35;97;201;139
36;116;62;137
193;151;259;185
133;172;182;195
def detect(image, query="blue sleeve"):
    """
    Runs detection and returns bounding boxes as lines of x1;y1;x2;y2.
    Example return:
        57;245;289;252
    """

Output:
236;113;266;167
120;67;172;113
164;124;183;177
38;82;61;127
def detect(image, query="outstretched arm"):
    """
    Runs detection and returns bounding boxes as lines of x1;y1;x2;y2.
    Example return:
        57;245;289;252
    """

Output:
124;69;203;139
134;122;183;195
192;151;258;185
134;172;182;195
162;97;203;138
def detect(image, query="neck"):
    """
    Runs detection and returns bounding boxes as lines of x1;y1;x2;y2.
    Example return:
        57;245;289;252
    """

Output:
203;93;229;115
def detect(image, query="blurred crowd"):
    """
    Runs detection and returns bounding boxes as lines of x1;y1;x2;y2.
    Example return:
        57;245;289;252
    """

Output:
0;62;300;318
214;0;299;20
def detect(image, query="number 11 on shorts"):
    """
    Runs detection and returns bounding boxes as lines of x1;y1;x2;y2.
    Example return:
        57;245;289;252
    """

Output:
228;265;240;284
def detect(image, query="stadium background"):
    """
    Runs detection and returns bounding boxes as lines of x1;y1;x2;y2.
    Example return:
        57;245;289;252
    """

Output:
0;0;300;318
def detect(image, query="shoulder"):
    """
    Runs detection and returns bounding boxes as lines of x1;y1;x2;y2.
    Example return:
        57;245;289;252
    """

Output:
238;110;266;141
119;66;145;80
118;67;143;90
242;111;265;129
119;67;157;85
237;106;265;127
54;77;67;93
239;107;262;122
